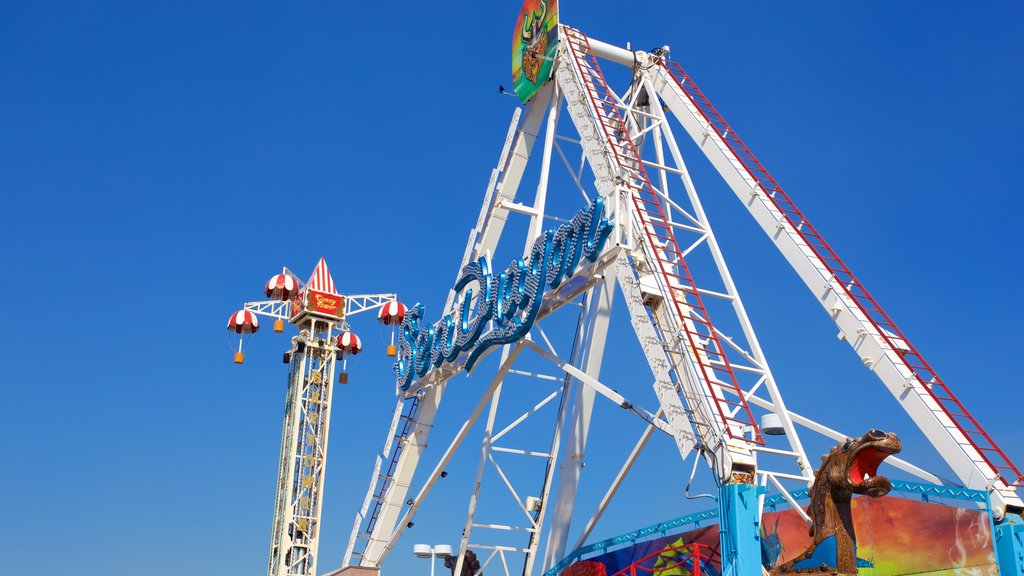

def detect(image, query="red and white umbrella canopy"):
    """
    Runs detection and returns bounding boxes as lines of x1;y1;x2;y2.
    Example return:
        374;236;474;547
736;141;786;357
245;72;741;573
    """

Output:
265;273;298;301
377;300;407;325
336;331;362;355
227;309;260;334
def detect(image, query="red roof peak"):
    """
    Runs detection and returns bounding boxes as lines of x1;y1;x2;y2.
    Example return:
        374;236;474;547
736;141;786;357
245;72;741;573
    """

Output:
306;258;338;294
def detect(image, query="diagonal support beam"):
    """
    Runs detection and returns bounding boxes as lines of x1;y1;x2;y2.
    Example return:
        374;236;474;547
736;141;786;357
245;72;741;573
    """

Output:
522;339;670;435
369;342;528;566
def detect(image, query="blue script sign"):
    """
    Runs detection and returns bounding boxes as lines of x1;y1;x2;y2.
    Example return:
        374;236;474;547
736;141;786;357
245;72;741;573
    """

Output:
395;198;614;391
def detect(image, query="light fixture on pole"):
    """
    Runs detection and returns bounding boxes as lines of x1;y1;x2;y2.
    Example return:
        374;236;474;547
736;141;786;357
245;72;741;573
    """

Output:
760;413;786;436
413;544;452;576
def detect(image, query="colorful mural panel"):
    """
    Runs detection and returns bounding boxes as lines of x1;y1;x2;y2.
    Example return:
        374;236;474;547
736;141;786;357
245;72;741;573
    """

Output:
512;0;558;103
574;497;996;576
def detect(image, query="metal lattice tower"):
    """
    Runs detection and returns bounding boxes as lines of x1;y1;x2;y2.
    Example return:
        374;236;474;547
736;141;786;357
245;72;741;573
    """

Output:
228;258;400;576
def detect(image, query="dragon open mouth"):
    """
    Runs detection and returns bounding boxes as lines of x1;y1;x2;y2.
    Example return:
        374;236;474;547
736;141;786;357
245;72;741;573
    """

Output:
845;430;902;496
849;446;895;484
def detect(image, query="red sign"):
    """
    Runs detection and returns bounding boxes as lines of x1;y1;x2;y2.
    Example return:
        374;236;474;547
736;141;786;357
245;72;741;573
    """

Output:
307;290;343;317
291;290;345;320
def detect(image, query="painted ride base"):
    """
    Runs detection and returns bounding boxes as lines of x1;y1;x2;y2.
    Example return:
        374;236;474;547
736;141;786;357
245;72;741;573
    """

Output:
718;483;764;576
995;519;1024;575
551;482;1009;576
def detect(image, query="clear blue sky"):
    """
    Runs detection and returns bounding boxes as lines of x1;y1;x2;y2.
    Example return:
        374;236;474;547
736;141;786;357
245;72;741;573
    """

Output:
2;2;1022;575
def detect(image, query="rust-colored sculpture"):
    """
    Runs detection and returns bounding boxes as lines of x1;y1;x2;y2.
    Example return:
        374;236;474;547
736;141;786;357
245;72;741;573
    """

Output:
445;550;482;576
772;429;902;575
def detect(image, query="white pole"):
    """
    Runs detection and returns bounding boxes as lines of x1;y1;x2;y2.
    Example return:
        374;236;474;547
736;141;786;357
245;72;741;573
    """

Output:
585;35;636;66
527;84;562;246
430;549;436;576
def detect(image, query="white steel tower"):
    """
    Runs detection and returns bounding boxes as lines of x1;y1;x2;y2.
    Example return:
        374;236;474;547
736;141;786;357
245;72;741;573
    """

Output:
337;5;1022;575
329;5;1024;573
228;258;401;576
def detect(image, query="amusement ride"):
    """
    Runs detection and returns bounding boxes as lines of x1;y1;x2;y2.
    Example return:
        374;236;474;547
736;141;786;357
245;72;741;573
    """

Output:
227;258;404;576
228;2;1024;575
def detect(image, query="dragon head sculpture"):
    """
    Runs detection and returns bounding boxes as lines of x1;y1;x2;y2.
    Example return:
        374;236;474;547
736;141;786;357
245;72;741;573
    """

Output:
773;429;902;575
825;428;902;499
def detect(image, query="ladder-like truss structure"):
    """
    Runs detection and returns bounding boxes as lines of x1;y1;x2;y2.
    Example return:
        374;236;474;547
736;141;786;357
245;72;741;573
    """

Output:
650;58;1024;495
337;24;1022;576
241;282;397;576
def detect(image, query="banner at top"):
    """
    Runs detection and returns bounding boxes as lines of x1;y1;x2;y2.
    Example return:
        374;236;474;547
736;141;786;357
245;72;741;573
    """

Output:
512;0;559;103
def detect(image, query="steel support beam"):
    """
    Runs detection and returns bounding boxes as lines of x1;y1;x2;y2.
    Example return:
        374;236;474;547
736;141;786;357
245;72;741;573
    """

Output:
542;272;616;570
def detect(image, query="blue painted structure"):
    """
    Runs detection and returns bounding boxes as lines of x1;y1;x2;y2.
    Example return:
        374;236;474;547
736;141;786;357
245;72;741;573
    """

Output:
995;519;1024;576
717;483;764;576
790;535;837;570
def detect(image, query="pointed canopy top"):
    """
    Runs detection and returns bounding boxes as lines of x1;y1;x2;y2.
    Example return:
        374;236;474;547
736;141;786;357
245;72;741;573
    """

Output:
306;258;338;295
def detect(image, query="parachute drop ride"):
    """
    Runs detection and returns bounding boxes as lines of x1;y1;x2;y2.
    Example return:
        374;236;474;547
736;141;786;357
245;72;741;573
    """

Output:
336;330;362;384
376;300;406;357
227;309;259;363
226;258;400;576
265;273;298;332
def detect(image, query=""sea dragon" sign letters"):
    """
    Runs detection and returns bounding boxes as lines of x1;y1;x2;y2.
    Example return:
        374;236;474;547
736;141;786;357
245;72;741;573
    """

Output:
395;198;614;391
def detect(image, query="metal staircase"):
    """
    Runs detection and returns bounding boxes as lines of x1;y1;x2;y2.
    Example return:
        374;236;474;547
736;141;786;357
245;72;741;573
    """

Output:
561;25;763;447
344;394;421;565
365;395;421;536
655;57;1024;487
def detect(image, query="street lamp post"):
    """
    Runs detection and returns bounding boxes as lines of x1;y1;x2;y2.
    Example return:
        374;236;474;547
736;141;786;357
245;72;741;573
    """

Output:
413;544;453;576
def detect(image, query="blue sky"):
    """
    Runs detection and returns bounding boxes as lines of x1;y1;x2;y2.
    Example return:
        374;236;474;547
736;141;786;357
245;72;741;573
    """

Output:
1;2;1022;575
